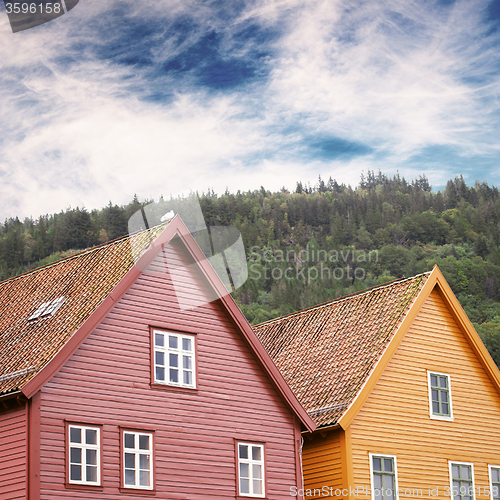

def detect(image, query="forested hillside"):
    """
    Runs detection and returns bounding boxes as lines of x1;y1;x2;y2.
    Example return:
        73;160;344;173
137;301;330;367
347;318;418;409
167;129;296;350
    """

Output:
2;171;500;366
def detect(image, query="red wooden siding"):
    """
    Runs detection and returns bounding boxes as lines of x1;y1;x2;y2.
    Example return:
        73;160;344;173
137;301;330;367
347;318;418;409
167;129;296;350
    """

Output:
38;239;300;498
0;405;27;500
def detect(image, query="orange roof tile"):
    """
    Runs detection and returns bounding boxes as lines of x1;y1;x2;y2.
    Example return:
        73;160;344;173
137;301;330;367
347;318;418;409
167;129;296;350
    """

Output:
253;273;430;427
0;226;165;396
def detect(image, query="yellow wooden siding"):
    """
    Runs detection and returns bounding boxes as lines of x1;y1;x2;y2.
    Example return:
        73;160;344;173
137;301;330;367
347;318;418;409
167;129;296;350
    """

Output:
350;287;500;499
303;428;345;497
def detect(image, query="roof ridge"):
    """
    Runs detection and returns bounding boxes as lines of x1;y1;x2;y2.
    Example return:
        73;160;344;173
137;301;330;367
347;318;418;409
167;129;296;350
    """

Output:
254;271;432;328
0;223;167;287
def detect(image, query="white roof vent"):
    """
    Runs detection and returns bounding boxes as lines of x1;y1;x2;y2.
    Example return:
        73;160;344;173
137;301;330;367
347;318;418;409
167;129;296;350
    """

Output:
28;296;65;321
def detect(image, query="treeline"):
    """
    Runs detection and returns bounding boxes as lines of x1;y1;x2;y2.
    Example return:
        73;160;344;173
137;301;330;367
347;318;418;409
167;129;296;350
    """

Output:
2;171;500;366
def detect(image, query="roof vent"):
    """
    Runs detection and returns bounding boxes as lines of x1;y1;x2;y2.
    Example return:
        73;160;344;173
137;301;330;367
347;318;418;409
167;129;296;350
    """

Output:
28;296;65;322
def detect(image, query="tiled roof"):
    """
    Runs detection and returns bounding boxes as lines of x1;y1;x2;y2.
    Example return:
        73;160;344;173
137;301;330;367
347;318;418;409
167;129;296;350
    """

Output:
0;226;165;396
253;273;430;427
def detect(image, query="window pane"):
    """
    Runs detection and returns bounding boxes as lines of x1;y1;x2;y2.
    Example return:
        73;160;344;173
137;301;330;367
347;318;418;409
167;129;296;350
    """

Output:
169;336;178;349
240;478;250;494
70;427;81;444
139;435;150;451
431;375;438;386
86;429;97;445
183;370;192;386
86;449;97;466
182;337;191;351
384;458;393;473
385;475;394;490
156;367;165;381
441;391;448;403
253;464;262;479
493;485;500;500
139;454;150;470
386;487;394;500
240;463;249;478
440;376;447;388
239;444;248;459
155;333;164;347
170;368;178;383
252;446;262;461
125;453;135;469
125;469;135;485
155;351;164;365
373;458;382;472
374;474;382;488
442;403;449;415
452;465;460;478
139;470;150;487
433;401;440;414
70;447;81;464
253;479;263;495
70;464;82;481
169;353;178;367
462;466;470;480
432;389;439;401
183;355;192;370
493;469;500;482
86;465;97;482
124;433;135;449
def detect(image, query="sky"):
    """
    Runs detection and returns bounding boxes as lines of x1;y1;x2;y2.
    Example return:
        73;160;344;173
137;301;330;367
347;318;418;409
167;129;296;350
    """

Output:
1;0;500;220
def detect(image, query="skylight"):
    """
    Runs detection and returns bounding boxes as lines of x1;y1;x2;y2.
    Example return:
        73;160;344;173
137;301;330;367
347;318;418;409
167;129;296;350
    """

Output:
28;296;65;321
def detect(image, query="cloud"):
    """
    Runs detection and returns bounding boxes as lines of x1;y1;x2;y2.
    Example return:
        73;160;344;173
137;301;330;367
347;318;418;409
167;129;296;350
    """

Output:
1;0;500;219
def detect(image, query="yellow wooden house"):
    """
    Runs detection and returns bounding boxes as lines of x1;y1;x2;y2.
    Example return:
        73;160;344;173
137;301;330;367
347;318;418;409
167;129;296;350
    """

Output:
254;266;500;500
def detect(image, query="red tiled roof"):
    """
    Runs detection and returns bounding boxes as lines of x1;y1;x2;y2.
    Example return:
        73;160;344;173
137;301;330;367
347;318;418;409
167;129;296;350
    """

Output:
0;226;165;396
253;273;430;427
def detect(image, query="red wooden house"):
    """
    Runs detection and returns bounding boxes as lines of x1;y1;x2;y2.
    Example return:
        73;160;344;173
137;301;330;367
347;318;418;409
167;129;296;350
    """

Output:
0;217;315;500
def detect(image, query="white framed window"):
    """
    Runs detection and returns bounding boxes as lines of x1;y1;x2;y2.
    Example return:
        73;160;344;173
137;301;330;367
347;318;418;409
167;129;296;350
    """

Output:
154;330;196;388
237;442;265;498
449;462;475;500
68;425;100;485
428;371;453;421
123;431;153;490
489;465;500;500
369;453;398;500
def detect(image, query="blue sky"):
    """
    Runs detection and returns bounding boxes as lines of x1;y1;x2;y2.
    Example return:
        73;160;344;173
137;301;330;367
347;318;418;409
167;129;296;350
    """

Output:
1;0;500;219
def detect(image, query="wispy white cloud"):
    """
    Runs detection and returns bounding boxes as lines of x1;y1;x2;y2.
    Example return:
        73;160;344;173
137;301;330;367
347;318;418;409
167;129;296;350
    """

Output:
1;0;500;219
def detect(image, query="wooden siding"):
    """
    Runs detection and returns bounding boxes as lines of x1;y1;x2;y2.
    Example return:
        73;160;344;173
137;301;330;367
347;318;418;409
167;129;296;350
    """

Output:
350;287;500;499
0;405;27;500
303;427;344;497
37;239;299;499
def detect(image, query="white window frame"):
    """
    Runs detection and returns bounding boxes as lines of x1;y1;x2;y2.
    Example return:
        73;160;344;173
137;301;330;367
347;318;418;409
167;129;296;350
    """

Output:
488;465;500;500
153;330;196;388
123;431;154;490
427;371;454;421
68;425;100;486
237;442;265;498
369;453;398;500
449;461;475;500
